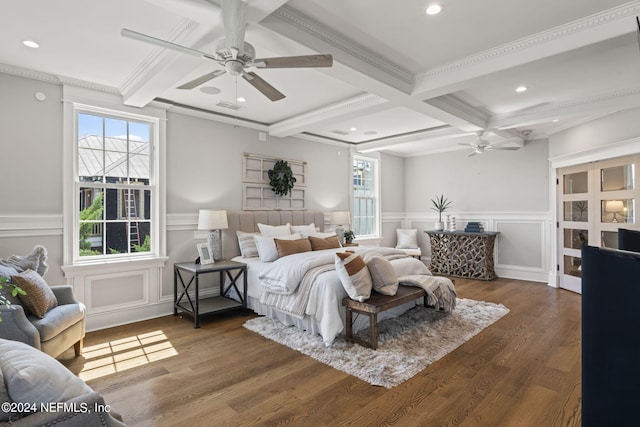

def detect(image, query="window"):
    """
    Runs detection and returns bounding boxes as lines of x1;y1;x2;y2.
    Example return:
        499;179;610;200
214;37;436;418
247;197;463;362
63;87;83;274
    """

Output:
352;156;379;237
75;109;156;260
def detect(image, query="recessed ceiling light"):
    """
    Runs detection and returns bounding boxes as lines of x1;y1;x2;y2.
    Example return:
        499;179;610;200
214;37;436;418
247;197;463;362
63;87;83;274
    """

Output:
350;127;358;132
22;40;39;49
552;119;559;122
425;4;443;15
516;86;528;93
237;96;246;103
199;86;221;95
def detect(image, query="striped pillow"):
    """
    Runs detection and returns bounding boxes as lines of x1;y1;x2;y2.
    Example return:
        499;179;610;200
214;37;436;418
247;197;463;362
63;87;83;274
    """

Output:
335;252;372;302
236;231;259;258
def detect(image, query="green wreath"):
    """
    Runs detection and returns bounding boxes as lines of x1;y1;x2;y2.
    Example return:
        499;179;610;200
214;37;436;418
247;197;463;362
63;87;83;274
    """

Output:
268;160;297;197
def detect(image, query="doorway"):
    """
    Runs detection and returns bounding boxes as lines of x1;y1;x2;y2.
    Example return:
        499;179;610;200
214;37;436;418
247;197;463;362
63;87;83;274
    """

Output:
557;154;639;293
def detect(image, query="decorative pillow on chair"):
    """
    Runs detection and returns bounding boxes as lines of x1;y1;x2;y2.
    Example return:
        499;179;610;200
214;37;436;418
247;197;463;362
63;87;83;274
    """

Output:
367;256;399;296
0;339;92;406
0;245;48;277
236;231;259;258
309;235;341;251
396;229;419;249
275;237;312;258
257;223;292;237
335;252;372;302
11;269;58;318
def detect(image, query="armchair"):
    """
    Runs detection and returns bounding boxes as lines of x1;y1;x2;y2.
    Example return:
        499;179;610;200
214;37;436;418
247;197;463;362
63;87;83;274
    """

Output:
0;285;85;358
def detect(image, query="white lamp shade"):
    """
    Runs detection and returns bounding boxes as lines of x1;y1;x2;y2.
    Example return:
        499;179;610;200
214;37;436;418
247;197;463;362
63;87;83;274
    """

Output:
605;200;624;212
330;211;351;225
197;209;228;230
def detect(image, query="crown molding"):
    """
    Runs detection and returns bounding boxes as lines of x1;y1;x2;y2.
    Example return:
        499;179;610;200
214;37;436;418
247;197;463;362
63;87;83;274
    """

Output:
0;63;60;85
269;5;414;87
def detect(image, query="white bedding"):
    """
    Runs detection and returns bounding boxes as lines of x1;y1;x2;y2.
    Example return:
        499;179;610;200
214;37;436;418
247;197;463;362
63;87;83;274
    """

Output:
232;247;429;346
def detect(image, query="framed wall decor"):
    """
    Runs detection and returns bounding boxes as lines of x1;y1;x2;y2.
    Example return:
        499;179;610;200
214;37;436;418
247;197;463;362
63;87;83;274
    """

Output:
197;243;215;265
242;152;307;210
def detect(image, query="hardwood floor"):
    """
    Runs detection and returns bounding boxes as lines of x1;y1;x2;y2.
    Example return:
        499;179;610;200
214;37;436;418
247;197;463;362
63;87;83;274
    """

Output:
61;278;581;426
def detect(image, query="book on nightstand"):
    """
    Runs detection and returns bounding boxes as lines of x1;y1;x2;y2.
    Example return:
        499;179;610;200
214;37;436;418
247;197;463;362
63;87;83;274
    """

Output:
464;222;484;233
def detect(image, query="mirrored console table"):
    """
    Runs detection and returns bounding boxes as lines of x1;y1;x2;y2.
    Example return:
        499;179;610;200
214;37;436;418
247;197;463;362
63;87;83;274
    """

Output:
425;231;499;280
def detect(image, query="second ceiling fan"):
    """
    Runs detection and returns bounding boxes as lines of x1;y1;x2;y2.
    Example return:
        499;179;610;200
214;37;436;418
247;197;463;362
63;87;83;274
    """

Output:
459;131;521;157
121;0;333;101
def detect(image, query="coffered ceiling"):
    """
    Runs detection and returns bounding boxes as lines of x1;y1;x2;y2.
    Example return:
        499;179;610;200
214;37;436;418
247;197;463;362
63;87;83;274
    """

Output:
2;0;640;156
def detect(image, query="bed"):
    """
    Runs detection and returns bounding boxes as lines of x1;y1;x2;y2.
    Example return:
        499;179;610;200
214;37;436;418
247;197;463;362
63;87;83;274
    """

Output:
223;210;454;346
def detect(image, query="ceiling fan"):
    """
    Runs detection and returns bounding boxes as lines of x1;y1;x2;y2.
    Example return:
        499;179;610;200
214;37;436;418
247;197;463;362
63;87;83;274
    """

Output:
459;131;521;157
121;0;333;101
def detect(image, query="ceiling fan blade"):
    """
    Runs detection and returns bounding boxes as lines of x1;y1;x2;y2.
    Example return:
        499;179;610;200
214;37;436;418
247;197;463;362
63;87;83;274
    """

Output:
493;146;521;150
242;72;285;101
222;0;247;50
121;28;218;61
177;70;226;90
253;54;333;69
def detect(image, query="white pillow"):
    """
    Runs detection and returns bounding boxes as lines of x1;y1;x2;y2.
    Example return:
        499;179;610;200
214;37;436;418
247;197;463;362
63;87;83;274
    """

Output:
396;229;419;249
291;223;317;234
0;339;92;406
236;231;259;258
367;256;399;296
335;252;372;302
257;223;292;237
254;233;302;262
390;257;430;276
301;231;336;239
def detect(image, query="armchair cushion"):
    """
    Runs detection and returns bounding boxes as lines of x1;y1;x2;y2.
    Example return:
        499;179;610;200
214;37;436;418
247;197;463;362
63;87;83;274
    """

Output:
11;270;58;318
30;303;85;342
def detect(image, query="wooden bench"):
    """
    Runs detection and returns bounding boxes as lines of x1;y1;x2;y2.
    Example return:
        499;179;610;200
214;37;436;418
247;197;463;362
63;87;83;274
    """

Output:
342;284;427;350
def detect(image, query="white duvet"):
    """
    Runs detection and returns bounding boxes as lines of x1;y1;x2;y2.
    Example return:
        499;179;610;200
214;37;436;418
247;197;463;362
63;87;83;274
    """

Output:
257;247;429;345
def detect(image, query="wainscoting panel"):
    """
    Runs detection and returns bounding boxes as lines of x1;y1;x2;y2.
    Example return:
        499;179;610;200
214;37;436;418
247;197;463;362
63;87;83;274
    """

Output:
87;270;148;312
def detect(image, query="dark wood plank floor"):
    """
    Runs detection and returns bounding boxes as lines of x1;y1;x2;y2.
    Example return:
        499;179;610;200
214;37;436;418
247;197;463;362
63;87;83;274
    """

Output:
61;278;581;427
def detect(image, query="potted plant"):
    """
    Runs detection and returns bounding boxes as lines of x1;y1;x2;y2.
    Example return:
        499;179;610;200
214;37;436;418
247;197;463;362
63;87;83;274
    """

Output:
431;194;452;231
0;276;26;322
343;230;355;245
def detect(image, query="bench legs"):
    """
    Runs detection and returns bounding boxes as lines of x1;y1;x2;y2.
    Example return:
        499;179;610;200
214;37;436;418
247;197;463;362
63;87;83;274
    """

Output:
344;308;379;350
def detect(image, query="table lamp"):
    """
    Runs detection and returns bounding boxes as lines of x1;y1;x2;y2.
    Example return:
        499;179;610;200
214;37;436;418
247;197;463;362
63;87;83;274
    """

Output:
197;209;228;260
330;211;351;245
605;200;624;223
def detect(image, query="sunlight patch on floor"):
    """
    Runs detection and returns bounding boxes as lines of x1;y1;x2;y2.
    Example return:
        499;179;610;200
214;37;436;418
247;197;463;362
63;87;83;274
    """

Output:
78;330;177;381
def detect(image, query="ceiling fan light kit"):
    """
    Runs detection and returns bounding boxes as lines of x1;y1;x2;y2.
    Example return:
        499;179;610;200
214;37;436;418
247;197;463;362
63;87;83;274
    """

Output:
121;0;333;102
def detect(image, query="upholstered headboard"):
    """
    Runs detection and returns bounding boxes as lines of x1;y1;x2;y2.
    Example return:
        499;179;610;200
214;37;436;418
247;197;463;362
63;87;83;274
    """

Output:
222;210;326;259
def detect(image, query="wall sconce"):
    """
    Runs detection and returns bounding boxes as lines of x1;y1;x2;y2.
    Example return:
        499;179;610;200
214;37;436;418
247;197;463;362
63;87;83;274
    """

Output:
605;200;624;223
330;211;351;245
197;209;228;260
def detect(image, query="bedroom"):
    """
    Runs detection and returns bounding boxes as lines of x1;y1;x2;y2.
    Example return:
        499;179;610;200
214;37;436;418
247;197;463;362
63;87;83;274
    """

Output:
1;0;639;425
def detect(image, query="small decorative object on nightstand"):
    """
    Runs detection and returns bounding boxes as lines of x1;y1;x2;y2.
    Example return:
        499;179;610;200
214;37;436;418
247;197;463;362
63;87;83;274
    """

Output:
343;230;356;245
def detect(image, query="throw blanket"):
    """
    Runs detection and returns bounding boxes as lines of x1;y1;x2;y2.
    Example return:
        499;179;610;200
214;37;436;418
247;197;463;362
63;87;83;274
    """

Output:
260;263;335;319
397;275;457;312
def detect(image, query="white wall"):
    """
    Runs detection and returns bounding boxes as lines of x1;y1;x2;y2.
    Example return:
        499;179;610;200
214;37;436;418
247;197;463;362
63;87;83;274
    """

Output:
379;152;405;247
402;139;552;282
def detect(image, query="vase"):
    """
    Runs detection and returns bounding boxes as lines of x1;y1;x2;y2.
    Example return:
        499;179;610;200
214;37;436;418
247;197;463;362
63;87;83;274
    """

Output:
434;221;445;231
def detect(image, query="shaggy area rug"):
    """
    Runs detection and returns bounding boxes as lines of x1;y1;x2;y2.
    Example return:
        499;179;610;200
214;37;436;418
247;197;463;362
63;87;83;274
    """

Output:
243;298;509;388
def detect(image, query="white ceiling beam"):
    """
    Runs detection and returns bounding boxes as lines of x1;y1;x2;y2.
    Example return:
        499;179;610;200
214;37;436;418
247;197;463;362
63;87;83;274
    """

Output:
269;93;389;137
489;86;640;130
413;1;640;100
259;5;487;131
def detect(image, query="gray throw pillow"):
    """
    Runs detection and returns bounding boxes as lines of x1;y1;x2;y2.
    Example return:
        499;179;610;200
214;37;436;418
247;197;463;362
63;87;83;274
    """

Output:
0;339;92;406
367;256;399;296
0;245;48;277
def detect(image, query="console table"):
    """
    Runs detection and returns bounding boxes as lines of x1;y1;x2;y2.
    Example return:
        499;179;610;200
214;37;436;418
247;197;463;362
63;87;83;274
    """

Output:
425;231;499;280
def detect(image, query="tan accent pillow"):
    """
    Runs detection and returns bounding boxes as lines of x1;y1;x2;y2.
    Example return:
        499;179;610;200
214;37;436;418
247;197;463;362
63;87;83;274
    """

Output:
11;270;58;318
367;256;399;296
335;252;372;302
275;237;312;258
309;235;341;251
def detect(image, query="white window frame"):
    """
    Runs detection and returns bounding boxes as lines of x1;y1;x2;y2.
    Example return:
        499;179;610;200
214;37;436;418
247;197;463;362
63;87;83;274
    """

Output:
351;153;381;238
62;86;167;267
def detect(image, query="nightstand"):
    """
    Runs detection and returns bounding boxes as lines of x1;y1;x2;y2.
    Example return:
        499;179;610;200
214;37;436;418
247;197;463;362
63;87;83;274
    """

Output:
174;260;247;328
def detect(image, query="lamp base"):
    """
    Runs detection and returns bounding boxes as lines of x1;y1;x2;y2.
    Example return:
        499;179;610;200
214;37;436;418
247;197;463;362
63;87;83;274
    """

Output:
208;230;223;261
335;226;345;246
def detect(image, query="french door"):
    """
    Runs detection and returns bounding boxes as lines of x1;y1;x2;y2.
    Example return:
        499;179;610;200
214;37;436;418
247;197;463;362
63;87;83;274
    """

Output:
558;155;639;293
